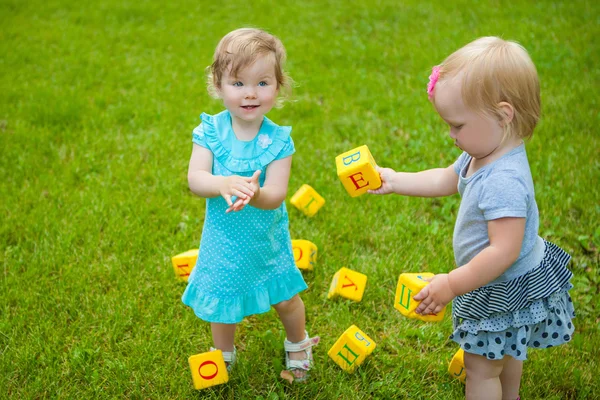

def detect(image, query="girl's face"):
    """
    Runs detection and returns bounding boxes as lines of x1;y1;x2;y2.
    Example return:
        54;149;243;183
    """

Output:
433;78;505;161
218;55;279;127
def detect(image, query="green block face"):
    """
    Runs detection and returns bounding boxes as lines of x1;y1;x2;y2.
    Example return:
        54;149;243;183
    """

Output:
397;285;412;310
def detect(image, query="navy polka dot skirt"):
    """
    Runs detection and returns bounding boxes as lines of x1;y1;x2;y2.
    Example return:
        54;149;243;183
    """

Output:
450;241;575;361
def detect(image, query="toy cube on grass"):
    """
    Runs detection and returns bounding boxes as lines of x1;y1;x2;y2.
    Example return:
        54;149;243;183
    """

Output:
328;325;377;373
394;272;446;322
335;145;382;197
290;184;325;217
171;249;199;281
327;267;367;302
188;350;229;389
448;348;466;383
291;239;317;271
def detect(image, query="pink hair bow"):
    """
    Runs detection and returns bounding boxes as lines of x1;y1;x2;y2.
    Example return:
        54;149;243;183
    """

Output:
427;66;440;100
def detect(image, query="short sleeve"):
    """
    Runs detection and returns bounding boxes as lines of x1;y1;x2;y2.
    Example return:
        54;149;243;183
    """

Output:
192;123;208;148
275;136;295;160
479;171;529;220
453;152;470;175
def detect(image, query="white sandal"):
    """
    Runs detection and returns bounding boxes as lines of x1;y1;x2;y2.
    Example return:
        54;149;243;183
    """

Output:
210;346;236;372
283;331;320;382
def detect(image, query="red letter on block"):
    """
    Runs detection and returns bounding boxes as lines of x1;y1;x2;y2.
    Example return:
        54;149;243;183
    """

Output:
198;360;218;380
348;172;369;190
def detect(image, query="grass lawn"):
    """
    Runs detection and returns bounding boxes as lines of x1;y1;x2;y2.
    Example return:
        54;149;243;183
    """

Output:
1;0;599;398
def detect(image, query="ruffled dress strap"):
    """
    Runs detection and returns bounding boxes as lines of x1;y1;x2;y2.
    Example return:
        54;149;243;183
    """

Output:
199;110;294;173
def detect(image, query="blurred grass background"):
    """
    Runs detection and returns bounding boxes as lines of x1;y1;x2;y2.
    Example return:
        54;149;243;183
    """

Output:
1;0;598;398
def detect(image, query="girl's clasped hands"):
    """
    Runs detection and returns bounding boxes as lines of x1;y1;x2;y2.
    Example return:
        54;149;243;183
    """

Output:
220;170;262;213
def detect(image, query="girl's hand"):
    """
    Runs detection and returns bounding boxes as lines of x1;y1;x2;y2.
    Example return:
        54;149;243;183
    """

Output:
367;166;396;195
219;175;255;209
413;274;456;315
226;170;261;213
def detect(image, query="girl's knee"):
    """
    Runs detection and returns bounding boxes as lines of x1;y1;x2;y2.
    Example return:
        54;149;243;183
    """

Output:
274;295;303;312
464;352;505;379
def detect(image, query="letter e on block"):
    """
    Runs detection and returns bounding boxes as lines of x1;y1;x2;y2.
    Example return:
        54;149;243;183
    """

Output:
335;145;382;197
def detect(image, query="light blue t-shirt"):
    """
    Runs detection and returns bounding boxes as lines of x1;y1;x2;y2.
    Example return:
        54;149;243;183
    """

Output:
453;144;545;285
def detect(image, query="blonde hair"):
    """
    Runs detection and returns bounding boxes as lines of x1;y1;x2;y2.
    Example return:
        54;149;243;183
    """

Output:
436;36;540;140
206;28;293;108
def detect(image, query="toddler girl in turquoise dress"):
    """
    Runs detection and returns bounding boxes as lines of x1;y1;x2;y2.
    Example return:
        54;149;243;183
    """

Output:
182;28;319;382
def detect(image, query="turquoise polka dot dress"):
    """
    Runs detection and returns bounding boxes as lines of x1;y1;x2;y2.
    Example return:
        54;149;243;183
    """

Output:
181;110;307;324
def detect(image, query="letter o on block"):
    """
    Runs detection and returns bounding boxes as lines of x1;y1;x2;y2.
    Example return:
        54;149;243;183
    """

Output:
291;239;317;271
328;325;377;373
188;350;229;389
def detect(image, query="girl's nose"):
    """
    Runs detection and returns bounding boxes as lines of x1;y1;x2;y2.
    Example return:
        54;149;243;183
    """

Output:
245;88;257;99
449;129;458;139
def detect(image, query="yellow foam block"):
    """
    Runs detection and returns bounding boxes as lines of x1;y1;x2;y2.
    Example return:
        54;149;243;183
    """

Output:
171;249;198;282
335;145;381;197
448;348;466;383
290;184;325;217
291;239;317;271
188;350;229;389
394;272;446;322
328;325;377;373
327;267;367;302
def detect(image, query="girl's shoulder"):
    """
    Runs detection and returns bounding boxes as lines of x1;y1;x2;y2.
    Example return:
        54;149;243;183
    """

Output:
194;110;295;172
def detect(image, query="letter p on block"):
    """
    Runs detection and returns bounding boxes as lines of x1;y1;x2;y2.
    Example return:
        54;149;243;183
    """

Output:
394;272;446;322
188;350;229;389
328;325;377;373
335;145;381;197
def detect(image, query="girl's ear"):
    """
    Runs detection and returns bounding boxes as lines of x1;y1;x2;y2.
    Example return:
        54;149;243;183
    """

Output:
498;102;515;126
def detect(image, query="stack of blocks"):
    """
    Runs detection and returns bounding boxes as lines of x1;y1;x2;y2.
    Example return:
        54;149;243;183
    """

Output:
335;145;382;197
188;350;229;389
290;184;325;217
327;267;368;302
448;349;466;383
394;272;446;322
328;325;377;373
171;249;199;282
291;239;317;271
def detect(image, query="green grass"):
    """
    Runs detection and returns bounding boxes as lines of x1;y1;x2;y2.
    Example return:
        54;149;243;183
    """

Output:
1;0;599;398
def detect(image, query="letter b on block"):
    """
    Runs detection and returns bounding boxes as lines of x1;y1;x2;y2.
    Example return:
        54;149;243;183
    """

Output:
448;348;466;383
291;239;317;271
188;350;229;389
290;184;325;217
394;273;446;322
327;267;367;302
335;145;382;197
171;249;199;282
328;325;377;373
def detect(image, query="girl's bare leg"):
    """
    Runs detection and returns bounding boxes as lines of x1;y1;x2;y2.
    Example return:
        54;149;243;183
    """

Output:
499;355;523;400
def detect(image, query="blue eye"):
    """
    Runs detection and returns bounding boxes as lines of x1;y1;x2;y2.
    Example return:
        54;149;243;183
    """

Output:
233;82;243;87
258;81;267;87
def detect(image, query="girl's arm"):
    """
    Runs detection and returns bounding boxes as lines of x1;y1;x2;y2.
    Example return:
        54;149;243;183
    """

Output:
413;217;526;315
187;144;255;204
249;156;292;210
369;165;459;197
